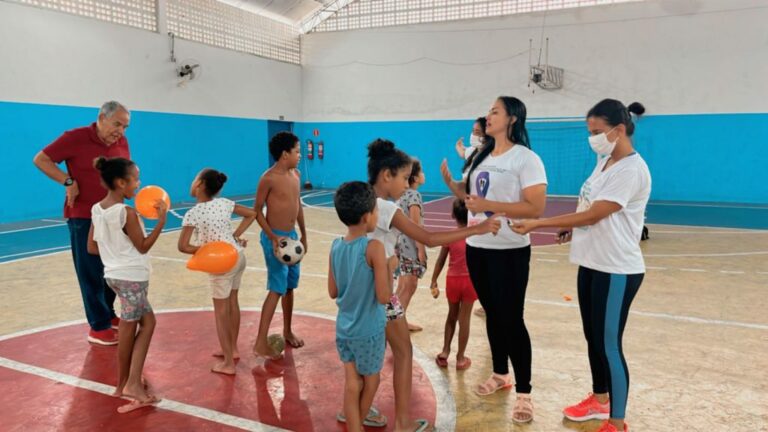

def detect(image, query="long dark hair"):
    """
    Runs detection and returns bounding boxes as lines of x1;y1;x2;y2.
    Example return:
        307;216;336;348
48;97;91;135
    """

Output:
465;97;530;193
462;116;489;173
587;99;645;137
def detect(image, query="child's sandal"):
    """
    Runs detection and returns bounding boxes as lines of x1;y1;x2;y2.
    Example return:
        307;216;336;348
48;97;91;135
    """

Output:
512;394;534;424
474;373;512;396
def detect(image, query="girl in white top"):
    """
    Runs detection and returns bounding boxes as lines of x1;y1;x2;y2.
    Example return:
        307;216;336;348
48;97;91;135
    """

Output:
362;139;501;432
441;96;548;423
512;100;650;432
87;156;166;413
178;169;256;376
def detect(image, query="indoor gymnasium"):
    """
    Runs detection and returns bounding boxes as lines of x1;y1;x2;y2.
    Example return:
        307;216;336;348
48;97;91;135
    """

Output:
0;0;766;431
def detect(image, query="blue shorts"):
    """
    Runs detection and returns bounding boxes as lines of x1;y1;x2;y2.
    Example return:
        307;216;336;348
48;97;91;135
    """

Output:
336;332;386;376
260;228;301;295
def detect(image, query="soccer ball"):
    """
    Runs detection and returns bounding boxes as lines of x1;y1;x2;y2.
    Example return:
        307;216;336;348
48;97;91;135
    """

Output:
275;237;305;265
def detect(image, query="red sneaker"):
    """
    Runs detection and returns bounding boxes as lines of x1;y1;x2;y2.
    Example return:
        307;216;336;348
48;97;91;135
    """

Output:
88;328;118;346
563;393;610;421
596;420;628;432
111;317;120;330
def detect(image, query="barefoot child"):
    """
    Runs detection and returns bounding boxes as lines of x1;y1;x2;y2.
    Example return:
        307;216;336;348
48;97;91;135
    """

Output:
87;156;166;413
329;181;391;431
395;159;427;332
253;131;308;359
178;169;256;375
430;199;476;371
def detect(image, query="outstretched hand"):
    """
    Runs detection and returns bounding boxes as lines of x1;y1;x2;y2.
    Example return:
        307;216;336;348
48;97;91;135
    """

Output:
477;213;503;235
509;219;536;235
440;159;454;186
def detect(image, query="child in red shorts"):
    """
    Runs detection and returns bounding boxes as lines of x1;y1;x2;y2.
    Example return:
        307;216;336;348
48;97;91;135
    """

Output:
429;199;476;370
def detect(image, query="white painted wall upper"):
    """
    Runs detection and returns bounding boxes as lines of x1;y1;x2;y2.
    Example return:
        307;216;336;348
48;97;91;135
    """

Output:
0;1;302;120
301;0;768;121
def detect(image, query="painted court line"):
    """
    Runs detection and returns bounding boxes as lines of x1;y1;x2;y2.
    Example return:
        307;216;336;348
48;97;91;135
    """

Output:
0;223;67;235
0;356;289;432
0;308;456;432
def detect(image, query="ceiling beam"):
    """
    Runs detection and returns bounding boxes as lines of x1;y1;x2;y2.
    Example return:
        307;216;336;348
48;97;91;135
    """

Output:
300;0;355;34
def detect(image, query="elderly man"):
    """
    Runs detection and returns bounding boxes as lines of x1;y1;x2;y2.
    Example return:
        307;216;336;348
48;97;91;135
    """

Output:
33;101;131;345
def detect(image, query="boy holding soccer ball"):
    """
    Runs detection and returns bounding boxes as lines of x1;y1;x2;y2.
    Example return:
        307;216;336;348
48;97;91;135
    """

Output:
253;131;308;359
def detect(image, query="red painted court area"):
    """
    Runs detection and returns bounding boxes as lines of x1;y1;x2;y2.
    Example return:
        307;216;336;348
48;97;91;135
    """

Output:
424;197;577;246
0;311;438;431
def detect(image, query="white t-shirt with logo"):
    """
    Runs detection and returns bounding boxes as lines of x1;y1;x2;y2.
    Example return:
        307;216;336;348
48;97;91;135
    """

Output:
570;153;651;274
466;145;548;249
368;198;401;258
182;198;242;251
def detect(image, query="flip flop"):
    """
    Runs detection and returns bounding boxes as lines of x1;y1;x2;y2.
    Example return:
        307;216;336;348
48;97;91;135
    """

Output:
435;354;449;368
336;406;387;427
117;395;160;413
413;418;430;432
456;357;472;370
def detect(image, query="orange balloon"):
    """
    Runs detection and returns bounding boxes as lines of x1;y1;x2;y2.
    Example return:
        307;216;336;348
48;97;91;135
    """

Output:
187;241;238;274
135;186;171;219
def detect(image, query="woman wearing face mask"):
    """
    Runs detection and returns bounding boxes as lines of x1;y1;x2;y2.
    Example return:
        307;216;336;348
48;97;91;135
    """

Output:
441;97;548;424
454;117;488;164
511;100;650;432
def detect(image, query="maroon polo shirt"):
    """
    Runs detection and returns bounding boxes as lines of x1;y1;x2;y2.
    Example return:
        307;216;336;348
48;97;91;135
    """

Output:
43;123;131;219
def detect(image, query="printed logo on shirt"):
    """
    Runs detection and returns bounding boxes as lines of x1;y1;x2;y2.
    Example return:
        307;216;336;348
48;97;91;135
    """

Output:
474;171;493;217
576;180;592;231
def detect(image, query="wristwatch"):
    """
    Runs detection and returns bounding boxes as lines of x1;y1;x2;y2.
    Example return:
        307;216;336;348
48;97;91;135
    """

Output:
63;177;74;187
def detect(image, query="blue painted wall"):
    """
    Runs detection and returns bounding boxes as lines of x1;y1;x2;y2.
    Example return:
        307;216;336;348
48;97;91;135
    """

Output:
3;100;767;223
2;101;271;223
296;114;768;205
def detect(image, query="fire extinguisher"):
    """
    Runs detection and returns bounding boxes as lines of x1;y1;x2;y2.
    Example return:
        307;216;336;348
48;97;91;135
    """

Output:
306;139;314;160
317;141;324;160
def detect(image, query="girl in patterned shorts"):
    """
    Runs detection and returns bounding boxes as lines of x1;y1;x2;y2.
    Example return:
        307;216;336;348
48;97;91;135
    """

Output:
87;156;166;413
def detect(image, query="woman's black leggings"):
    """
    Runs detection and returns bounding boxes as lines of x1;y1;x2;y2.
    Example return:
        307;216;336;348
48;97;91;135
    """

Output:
577;266;644;419
466;244;532;393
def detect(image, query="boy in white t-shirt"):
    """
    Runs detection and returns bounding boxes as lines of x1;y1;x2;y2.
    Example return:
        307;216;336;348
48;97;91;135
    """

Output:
179;168;256;375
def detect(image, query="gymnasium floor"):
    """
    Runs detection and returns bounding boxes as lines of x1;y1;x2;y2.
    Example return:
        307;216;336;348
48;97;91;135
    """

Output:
0;190;766;431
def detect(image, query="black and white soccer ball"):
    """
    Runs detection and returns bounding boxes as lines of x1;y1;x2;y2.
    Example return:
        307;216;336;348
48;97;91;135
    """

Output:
275;238;305;265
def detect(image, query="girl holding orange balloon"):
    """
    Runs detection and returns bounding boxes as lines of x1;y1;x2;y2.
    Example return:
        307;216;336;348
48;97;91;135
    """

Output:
87;156;166;413
178;168;257;375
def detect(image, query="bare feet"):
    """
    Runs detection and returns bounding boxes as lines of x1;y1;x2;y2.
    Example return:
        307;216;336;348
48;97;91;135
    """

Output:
283;331;304;348
211;361;236;375
253;341;283;360
212;350;240;360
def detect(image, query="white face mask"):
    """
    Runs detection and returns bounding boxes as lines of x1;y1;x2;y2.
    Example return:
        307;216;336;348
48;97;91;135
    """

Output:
588;127;618;156
469;134;483;148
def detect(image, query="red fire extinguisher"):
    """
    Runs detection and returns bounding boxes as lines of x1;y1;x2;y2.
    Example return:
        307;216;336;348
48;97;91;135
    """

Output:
317;141;324;160
306;139;314;160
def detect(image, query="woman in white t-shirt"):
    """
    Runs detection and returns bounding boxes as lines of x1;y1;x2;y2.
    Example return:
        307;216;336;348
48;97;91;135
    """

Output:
441;96;548;423
512;100;650;432
178;169;256;376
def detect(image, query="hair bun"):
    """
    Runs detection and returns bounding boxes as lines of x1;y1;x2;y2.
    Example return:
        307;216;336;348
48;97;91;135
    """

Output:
367;138;395;159
93;156;107;171
627;102;646;116
218;172;228;184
